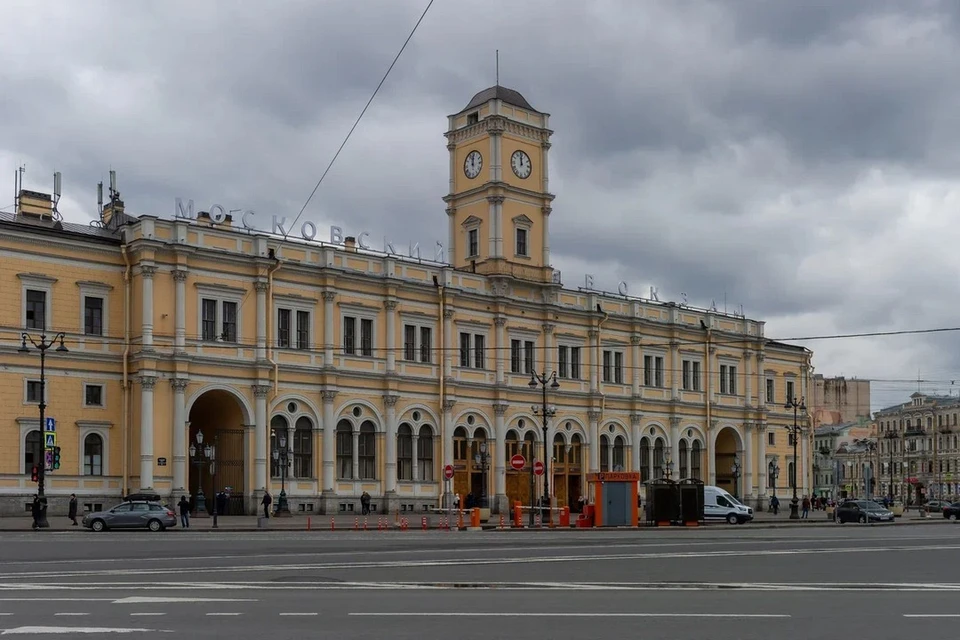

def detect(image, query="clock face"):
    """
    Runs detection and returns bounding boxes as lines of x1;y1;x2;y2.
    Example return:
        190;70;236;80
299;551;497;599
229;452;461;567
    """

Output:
464;150;483;179
511;150;532;179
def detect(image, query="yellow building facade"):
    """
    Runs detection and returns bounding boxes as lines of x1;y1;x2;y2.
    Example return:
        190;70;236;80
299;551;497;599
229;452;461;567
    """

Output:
0;85;813;516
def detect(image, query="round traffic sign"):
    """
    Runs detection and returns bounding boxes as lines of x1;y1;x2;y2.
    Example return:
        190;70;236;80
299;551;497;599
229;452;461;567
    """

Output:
510;454;526;471
443;464;455;480
533;460;545;476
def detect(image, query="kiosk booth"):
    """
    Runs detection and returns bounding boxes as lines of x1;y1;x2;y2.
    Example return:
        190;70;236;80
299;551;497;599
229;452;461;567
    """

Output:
586;472;641;527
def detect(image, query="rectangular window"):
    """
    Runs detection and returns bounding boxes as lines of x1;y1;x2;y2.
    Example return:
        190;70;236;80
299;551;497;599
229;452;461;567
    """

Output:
459;332;470;367
458;332;485;369
786;380;795;402
766;379;774;403
360;318;373;356
403;325;432;363
720;365;737;394
692;361;700;391
343;317;356;355
404;325;417;361
296;310;310;350
221;301;237;342
420;327;432;363
25;289;46;330
84;384;104;407
474;334;485;369
558;346;568;378
277;309;291;348
602;350;612;383
83;296;104;336
570;347;581;379
682;360;701;391
768;431;775;446
644;355;664;387
468;229;479;257
201;299;217;341
511;339;522;373
614;351;624;384
26;380;42;403
516;228;528;256
524;340;535;374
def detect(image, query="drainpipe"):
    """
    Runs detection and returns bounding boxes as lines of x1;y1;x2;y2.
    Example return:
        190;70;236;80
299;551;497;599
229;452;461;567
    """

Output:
434;276;446;489
121;246;132;497
596;305;609;446
704;327;712;462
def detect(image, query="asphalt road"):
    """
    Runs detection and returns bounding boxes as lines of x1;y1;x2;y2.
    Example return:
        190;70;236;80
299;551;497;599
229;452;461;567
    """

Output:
0;524;957;639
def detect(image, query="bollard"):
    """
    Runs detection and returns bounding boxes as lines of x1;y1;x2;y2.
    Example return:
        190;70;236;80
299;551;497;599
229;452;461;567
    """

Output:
363;517;368;531
331;518;336;531
354;517;359;530
513;502;522;528
559;506;570;528
535;512;542;528
307;516;312;531
421;516;427;531
471;507;481;528
457;509;464;530
499;513;505;530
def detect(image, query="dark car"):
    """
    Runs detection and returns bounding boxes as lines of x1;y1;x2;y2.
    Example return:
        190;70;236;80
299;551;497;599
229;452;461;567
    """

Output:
82;501;177;532
942;502;960;520
835;499;895;524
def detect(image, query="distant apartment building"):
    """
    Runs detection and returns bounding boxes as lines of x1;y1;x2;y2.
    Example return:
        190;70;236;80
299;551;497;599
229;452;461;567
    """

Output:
810;375;871;426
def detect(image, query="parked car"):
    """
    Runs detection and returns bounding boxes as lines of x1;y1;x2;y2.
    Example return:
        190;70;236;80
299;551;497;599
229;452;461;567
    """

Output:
124;492;163;503
83;501;177;532
703;485;754;524
834;499;894;524
941;502;960;520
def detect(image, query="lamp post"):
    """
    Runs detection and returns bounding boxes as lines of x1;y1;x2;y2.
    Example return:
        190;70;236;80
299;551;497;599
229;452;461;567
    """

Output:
188;430;219;528
884;430;900;504
663;453;674;481
784;395;806;520
272;431;292;516
731;455;742;500
772;464;780;499
474;442;490;509
530;370;560;527
19;332;68;529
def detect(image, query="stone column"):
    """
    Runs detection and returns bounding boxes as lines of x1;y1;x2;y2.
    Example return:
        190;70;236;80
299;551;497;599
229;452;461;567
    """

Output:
321;391;337;496
588;329;599;394
493;403;508;513
541;205;552;267
801;427;809;496
139;375;157;490
384;300;397;374
172;270;188;354
384;394;399;510
542;323;555;373
351;426;360;481
744;349;754;406
669;416;681;479
757;421;767;508
669;341;680;400
708;346;718;403
630;335;642;397
141;265;155;351
487;195;504;258
708;420;718;485
630;413;643;476
253;385;269;494
495;316;506;384
323;291;336;366
443;308;454;378
744;422;755;501
411;433;420;483
255;280;268;361
588;410;602;474
442;399;456;509
541;142;551;197
171;378;188;492
756;352;766;410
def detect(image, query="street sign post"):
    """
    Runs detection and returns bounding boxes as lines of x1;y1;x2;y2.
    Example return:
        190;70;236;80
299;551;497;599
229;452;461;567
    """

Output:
533;461;544;476
510;454;525;471
443;464;454;480
43;432;57;448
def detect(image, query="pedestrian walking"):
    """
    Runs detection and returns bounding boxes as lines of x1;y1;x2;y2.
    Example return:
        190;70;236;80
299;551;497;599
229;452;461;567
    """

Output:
360;491;371;516
801;495;810;519
68;494;78;526
261;491;272;518
178;495;190;528
770;495;780;515
31;495;41;530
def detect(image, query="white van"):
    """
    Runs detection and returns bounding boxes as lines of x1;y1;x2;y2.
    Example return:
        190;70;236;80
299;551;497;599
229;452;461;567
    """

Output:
703;486;754;524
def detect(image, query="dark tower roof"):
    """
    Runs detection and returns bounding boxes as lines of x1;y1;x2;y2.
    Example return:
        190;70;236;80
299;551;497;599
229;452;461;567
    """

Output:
462;85;538;113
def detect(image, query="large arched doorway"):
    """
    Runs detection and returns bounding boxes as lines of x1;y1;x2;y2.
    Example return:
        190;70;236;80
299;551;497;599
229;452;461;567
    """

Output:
187;389;247;515
714;427;742;496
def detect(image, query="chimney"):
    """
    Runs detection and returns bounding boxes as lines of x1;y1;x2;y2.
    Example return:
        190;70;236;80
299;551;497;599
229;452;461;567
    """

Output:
344;236;357;252
16;189;53;219
101;198;125;227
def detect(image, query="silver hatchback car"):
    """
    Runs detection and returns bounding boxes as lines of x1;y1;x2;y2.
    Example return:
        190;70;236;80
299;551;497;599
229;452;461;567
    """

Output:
83;500;177;532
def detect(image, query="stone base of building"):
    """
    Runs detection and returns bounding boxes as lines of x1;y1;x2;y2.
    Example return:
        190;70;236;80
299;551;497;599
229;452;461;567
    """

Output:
382;490;400;514
0;494;119;518
493;493;509;515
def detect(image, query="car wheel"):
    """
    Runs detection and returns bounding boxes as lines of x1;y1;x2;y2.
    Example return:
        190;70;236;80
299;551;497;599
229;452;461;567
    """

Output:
950;514;958;521
726;514;738;525
91;519;106;532
147;519;163;532
859;515;867;524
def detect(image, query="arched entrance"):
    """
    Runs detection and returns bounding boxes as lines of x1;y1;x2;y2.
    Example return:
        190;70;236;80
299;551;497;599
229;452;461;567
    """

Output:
187;389;248;515
714;427;742;496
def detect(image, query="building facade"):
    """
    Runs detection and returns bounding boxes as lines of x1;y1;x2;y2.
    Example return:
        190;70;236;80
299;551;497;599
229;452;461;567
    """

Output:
0;85;813;516
810;375;871;426
875;392;960;505
812;421;874;499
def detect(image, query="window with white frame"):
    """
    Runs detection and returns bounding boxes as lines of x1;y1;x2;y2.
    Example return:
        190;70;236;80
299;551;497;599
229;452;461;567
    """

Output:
196;285;242;343
342;311;375;357
515;228;528;257
402;321;433;364
766;378;775;403
458;330;486;369
510;338;536;374
275;298;313;350
83;433;104;476
644;354;664;387
25;379;43;404
557;344;582;380
681;359;701;391
719;363;737;395
768;431;775;446
463;216;481;259
77;281;111;337
513;214;532;258
19;273;55;331
602;349;624;384
77;422;111;477
83;383;104;408
785;378;795;402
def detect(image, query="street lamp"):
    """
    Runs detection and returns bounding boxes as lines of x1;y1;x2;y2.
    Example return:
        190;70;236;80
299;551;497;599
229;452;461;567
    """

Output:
784;395;806;520
663;453;674;481
884;430;900;504
474;441;490;509
189;430;219;528
530;370;560;527
772;464;781;499
731;455;742;499
19;332;68;529
271;431;292;516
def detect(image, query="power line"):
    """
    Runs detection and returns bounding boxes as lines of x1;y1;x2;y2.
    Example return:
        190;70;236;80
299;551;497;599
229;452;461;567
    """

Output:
282;0;435;244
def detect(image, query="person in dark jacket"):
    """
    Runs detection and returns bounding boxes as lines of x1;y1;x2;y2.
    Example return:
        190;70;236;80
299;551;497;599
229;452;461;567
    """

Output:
261;491;272;518
177;496;190;528
31;495;41;530
68;494;78;526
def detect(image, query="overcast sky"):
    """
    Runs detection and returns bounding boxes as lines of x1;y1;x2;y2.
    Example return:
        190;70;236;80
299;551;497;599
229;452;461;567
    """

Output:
3;0;960;414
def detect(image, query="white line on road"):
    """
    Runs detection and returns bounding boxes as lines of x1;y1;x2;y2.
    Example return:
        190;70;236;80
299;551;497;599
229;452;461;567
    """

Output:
52;613;88;616
205;612;241;616
0;626;169;635
278;613;318;616
129;613;165;616
903;614;960;618
112;596;256;604
352;612;791;618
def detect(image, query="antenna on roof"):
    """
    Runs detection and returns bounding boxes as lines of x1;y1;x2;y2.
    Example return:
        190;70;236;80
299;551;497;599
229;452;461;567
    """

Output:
109;170;119;202
97;181;104;218
52;171;62;221
13;164;25;214
496;49;499;86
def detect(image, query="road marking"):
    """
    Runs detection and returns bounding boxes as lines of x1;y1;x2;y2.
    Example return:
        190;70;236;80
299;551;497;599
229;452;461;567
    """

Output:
904;614;960;618
205;613;241;616
0;599;112;602
279;613;318;616
129;613;165;616
352;612;791;618
0;627;168;635
112;596;256;604
53;613;88;616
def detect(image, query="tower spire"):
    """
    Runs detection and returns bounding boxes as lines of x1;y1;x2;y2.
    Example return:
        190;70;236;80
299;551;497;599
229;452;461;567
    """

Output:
496;49;499;86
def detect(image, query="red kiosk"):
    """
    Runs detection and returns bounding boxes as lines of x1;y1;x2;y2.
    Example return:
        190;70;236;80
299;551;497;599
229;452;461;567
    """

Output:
584;471;641;527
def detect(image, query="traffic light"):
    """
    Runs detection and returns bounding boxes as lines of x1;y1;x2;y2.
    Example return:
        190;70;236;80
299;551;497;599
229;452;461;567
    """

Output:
53;447;61;471
31;465;38;482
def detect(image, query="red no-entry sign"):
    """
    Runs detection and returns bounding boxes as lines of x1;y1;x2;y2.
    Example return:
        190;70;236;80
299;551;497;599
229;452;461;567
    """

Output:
533;460;545;476
443;464;455;480
510;454;526;471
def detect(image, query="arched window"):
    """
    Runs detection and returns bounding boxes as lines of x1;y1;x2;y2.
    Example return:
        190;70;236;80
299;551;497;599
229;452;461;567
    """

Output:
83;433;103;476
570;433;582;465
24;430;41;472
613;435;625;471
679;440;688;479
653;438;665;479
397;424;413;481
358;420;376;480
293;416;312;478
523;431;536;460
270;415;288;478
505;430;520;462
553;433;566;464
417;425;434;481
600;435;610;472
336;420;353;479
691;441;702;480
639;438;650;480
453;427;468;462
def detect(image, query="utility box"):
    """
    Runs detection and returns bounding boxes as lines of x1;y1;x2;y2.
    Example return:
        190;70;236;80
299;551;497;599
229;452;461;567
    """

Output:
587;472;641;527
646;480;680;525
678;478;705;525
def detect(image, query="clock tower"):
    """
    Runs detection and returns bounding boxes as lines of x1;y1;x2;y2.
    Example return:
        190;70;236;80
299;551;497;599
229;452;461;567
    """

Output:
443;85;555;284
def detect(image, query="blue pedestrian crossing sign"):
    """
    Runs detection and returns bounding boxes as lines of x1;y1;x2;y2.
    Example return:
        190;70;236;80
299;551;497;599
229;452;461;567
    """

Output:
44;432;57;448
44;417;56;432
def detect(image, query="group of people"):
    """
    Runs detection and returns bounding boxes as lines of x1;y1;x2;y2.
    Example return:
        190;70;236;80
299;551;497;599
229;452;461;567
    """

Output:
30;493;79;530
